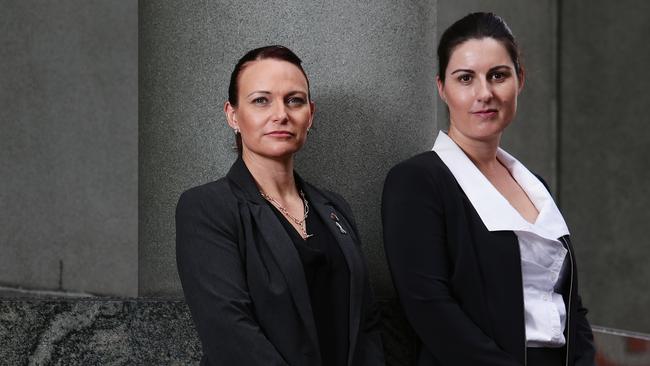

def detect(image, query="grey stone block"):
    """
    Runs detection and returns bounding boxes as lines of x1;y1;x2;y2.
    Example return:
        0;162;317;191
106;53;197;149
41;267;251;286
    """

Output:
0;0;138;296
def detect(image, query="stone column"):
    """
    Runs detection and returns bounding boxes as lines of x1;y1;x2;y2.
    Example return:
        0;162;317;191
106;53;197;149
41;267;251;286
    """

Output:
139;0;438;296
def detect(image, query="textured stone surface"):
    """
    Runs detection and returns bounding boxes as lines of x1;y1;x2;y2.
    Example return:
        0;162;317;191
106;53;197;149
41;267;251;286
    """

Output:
0;1;138;296
560;0;650;333
139;0;438;297
0;298;414;365
1;298;645;365
0;299;201;365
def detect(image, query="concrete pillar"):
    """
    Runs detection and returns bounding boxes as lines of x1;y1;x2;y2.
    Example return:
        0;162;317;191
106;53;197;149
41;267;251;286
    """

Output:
139;0;438;296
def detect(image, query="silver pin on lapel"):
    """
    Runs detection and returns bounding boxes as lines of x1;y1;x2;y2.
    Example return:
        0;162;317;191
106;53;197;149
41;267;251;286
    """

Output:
330;212;347;234
335;221;347;235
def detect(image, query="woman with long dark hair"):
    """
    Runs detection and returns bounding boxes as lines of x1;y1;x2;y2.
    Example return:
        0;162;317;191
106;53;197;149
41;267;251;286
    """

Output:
382;13;595;366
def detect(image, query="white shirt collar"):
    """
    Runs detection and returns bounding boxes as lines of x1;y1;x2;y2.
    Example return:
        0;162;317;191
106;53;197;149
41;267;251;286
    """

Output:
432;131;569;240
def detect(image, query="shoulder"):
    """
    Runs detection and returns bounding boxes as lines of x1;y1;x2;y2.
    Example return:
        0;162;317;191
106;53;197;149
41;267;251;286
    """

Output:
176;177;238;219
384;151;454;191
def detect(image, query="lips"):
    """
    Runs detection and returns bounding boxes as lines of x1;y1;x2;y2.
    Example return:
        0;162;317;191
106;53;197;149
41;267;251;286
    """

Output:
471;109;498;118
266;130;294;137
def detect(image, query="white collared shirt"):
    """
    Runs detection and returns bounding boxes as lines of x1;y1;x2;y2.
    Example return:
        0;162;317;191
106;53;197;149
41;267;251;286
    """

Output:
432;131;569;347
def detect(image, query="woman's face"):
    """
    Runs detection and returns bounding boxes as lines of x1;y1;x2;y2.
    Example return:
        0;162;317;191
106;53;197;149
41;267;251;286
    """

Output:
225;59;314;161
437;37;524;143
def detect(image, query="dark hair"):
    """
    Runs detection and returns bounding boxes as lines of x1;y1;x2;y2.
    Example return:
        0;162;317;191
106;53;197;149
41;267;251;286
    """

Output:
228;45;310;153
437;12;522;83
228;45;310;106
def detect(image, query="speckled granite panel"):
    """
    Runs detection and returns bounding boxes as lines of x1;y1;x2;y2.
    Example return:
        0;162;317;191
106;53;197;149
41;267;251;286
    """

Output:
0;299;414;365
0;300;200;365
2;299;639;365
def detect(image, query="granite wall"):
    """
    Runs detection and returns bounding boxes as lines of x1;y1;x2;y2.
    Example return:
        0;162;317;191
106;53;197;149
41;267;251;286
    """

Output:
1;298;648;365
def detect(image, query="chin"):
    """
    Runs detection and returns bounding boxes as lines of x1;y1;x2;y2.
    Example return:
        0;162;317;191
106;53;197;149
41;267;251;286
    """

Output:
466;128;505;142
264;146;304;159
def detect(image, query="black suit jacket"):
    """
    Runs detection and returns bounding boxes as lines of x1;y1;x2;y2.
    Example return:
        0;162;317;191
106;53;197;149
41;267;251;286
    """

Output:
176;157;384;366
382;151;595;366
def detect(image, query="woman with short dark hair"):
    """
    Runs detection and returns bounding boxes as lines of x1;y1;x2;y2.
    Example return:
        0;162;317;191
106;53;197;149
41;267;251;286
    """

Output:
177;45;384;365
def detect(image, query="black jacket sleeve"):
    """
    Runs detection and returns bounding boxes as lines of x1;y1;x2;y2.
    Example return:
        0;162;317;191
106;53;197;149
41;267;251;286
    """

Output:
534;175;596;366
175;187;289;366
573;295;596;366
382;162;521;365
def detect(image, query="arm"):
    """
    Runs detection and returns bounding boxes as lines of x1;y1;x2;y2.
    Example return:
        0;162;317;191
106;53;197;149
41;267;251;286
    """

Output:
381;162;521;366
568;241;596;366
536;175;596;365
357;275;386;365
175;188;289;365
573;295;596;366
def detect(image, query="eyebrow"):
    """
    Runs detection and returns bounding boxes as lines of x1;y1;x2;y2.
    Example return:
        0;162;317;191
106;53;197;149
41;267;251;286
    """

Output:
246;90;307;98
246;91;271;98
450;65;512;75
450;69;474;75
489;65;512;72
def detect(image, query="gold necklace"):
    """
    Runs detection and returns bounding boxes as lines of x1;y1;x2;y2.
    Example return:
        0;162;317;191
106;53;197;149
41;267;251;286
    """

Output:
260;190;313;239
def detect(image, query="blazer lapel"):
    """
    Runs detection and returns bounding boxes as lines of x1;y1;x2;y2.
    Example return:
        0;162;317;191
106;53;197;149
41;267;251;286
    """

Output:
303;183;365;366
226;158;321;361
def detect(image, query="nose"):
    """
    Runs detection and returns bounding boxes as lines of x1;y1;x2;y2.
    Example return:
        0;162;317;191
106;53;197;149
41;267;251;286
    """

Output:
271;101;288;123
475;79;493;102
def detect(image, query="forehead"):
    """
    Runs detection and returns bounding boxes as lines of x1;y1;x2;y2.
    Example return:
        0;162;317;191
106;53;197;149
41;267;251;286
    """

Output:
237;59;308;93
447;38;513;72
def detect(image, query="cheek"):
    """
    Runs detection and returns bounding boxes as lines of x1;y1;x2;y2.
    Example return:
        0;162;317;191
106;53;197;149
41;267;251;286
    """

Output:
237;112;264;131
445;90;471;113
290;109;312;124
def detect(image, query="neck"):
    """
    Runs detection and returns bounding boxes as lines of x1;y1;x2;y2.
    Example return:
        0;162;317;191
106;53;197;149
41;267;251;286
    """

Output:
242;150;298;199
447;126;502;172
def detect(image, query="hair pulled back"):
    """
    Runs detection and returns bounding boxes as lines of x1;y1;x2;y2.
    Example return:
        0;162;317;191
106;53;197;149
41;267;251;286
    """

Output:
227;45;310;154
228;45;310;106
437;12;522;83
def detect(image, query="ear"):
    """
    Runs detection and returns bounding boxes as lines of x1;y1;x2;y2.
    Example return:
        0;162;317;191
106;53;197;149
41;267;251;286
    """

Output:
436;75;447;104
517;67;525;93
308;101;315;130
224;101;238;130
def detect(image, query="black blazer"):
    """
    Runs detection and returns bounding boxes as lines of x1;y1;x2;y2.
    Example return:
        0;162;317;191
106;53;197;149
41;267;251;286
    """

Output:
382;151;595;366
176;157;384;366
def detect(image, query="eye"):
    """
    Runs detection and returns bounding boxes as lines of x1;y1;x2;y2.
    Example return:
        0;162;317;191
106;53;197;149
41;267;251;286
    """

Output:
251;96;268;105
457;74;473;84
489;71;510;82
286;96;307;106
